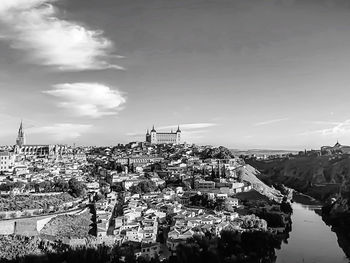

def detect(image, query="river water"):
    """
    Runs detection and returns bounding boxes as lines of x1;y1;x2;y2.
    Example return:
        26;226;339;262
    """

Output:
275;202;348;263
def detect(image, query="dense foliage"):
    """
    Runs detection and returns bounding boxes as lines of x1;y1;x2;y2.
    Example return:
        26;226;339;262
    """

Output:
199;146;235;160
40;211;93;239
129;181;158;194
0;230;284;263
68;178;86;198
0;193;75;212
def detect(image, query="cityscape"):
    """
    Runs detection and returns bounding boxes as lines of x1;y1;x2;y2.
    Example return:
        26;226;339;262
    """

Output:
1;1;350;263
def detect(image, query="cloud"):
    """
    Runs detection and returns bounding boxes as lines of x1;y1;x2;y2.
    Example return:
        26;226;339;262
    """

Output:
299;119;350;136
30;123;92;141
0;0;122;71
43;83;126;118
303;119;350;137
254;118;289;126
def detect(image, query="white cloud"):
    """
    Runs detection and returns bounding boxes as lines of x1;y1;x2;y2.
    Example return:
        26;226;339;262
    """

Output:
0;0;122;70
300;119;350;136
30;123;92;141
43;83;126;118
254;118;289;126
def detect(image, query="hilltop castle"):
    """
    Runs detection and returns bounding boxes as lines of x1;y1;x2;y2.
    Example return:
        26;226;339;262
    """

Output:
145;125;181;145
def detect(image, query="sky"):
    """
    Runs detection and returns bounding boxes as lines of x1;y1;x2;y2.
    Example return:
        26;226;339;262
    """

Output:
1;0;350;150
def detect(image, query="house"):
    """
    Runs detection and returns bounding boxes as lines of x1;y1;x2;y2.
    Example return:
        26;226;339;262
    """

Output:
167;238;187;252
140;242;160;259
225;197;239;209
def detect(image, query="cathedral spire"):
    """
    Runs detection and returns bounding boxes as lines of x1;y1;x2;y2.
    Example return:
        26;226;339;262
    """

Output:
18;120;23;136
16;120;26;147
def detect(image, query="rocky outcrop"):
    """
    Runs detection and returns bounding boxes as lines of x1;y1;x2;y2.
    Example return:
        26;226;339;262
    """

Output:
240;164;284;202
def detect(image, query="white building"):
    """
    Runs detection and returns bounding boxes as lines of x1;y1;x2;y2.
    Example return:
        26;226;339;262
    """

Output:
0;152;15;172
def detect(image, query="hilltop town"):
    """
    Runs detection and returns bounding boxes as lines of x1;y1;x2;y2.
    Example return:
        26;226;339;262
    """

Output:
0;123;292;263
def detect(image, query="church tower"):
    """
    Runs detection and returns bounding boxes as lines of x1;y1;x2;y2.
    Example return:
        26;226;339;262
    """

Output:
16;121;26;147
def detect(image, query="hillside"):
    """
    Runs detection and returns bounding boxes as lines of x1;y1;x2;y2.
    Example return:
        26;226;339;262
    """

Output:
240;164;284;202
246;154;350;257
245;155;350;201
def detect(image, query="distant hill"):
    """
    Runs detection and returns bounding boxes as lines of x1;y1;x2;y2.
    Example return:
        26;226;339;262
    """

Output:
232;149;298;157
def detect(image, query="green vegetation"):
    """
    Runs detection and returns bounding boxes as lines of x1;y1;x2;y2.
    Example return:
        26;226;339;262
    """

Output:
198;146;235;159
40;210;93;239
246;155;349;201
68;178;86;198
0;235;44;260
0;193;75;212
129;181;158;194
0;229;284;263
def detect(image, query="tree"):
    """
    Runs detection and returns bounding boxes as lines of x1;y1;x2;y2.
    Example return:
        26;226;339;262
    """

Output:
129;185;142;195
280;200;293;214
100;181;110;195
139;181;157;193
68;178;86;198
112;183;123;192
54;178;69;192
39;181;53;192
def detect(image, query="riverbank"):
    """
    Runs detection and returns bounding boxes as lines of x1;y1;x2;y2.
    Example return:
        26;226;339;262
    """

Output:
292;191;322;206
275;202;348;263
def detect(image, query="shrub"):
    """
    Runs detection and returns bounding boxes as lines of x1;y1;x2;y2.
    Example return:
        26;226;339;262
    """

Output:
33;210;41;215
22;211;31;217
0;213;6;220
10;212;17;218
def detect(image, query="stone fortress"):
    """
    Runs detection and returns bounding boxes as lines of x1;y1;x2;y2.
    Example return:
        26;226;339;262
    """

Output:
145;125;181;145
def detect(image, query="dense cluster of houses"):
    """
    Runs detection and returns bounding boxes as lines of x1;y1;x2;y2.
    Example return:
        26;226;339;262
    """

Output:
0;141;274;260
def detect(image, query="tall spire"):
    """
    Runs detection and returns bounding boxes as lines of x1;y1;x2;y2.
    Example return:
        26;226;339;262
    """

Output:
176;125;181;133
18;120;23;136
16;120;26;146
151;125;156;132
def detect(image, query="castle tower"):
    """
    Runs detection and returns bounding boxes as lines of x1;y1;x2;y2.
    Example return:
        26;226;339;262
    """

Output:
150;125;157;144
16;120;26;147
176;125;181;144
145;129;151;143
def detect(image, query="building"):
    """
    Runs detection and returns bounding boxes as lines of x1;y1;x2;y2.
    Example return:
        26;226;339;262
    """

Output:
321;141;350;155
194;179;216;190
13;121;67;157
0;151;15;172
16;121;26;147
145;125;181;145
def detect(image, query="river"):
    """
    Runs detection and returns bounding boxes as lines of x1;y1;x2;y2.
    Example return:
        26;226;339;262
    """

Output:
275;202;348;263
